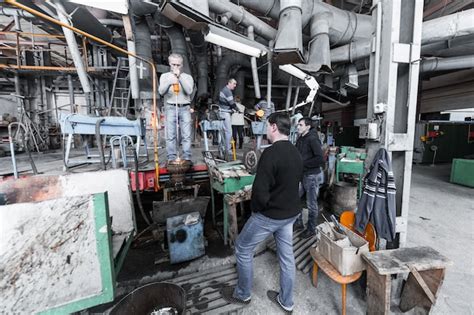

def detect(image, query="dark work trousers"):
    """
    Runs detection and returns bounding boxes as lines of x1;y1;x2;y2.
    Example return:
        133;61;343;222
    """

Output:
232;125;244;149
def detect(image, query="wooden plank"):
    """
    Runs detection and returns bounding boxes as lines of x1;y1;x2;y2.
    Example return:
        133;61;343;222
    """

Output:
399;268;446;313
366;265;391;315
408;265;436;304
362;246;451;275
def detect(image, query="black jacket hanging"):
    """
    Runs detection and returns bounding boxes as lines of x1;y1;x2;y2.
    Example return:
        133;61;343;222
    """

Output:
355;148;397;241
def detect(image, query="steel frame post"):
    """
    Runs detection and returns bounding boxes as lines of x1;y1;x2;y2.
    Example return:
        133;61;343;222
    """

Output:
365;0;424;247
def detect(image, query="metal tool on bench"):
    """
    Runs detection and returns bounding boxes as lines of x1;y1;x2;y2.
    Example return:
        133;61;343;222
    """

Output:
59;113;147;168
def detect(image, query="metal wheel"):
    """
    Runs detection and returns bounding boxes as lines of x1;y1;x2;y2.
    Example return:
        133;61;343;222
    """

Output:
243;149;260;173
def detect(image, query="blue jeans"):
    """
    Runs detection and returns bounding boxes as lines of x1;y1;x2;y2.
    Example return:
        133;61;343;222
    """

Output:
296;171;324;232
165;104;192;160
234;212;298;309
219;111;232;153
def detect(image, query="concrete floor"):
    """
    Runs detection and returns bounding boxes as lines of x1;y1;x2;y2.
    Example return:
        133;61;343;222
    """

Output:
112;163;473;314
238;163;474;315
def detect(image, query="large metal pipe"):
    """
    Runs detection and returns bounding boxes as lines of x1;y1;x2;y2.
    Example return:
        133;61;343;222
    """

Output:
234;0;372;43
248;26;261;99
267;40;273;107
422;9;474;45
235;70;246;100
188;30;209;100
67;75;75;112
421;35;474;57
54;1;91;94
234;0;371;69
135;22;153;99
126;39;140;100
61;2;114;46
421;55;474;73
98;19;124;27
154;13;191;75
331;8;474;63
214;53;251;101
302;11;333;72
273;0;304;64
208;0;277;41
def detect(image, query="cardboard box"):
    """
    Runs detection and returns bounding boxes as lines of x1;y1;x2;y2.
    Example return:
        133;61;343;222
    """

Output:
317;222;369;276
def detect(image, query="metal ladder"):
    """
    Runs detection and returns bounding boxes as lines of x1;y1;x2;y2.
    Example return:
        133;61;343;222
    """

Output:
108;57;131;116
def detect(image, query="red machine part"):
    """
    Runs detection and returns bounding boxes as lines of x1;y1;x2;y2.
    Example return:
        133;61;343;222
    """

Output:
129;164;208;191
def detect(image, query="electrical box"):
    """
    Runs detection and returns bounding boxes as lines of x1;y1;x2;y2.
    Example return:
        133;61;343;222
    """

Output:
359;122;379;140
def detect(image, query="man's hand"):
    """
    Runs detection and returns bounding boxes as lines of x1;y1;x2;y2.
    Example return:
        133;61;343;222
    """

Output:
172;68;181;77
171;75;179;85
190;108;194;114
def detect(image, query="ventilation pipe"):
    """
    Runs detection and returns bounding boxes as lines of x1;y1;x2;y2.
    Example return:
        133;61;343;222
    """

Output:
273;0;304;64
54;1;91;95
421;55;474;73
61;2;114;45
331;8;474;63
232;0;371;70
208;0;277;41
135;22;154;99
216;12;233;26
214;53;251;101
235;70;246;100
248;26;261;99
421;35;474;57
188;30;209;100
300;12;333;73
154;13;191;75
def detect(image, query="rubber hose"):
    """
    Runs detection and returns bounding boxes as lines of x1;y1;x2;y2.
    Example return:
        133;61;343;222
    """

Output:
131;146;152;226
95;118;106;170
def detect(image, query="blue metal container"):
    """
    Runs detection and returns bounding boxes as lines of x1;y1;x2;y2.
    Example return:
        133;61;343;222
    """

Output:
167;212;205;264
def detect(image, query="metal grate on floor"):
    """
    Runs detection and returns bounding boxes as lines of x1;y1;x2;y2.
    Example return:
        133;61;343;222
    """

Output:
168;263;243;315
266;230;318;274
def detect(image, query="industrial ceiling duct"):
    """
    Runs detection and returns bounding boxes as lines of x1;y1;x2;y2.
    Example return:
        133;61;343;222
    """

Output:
158;0;212;30
154;12;192;75
61;2;114;45
298;11;333;73
214;52;251;101
188;30;209;100
273;0;305;64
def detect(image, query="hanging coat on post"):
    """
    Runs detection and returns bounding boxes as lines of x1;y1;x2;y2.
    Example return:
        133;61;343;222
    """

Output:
355;148;397;241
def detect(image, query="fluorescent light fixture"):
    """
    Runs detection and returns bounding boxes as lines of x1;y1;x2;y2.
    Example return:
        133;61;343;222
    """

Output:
204;24;268;58
278;64;308;81
66;0;128;14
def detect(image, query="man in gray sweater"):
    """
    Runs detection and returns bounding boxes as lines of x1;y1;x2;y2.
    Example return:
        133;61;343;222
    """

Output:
218;78;238;157
159;53;195;163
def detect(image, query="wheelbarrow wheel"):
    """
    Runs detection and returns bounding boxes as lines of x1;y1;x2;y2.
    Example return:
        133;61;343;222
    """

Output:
243;149;260;174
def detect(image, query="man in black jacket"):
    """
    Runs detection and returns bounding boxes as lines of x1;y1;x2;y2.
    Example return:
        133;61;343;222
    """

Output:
221;112;303;314
294;117;324;239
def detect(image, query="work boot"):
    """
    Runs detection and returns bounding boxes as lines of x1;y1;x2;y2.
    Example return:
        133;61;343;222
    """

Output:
301;229;316;239
293;223;304;232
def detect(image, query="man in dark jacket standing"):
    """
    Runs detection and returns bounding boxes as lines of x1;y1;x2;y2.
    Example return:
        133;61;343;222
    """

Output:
221;112;303;314
294;117;324;238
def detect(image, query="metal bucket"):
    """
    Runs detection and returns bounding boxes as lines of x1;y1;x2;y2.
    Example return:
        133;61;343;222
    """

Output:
110;282;186;315
330;181;357;216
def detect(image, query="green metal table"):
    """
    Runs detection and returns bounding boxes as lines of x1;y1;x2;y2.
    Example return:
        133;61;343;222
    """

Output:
208;161;255;245
336;146;367;198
